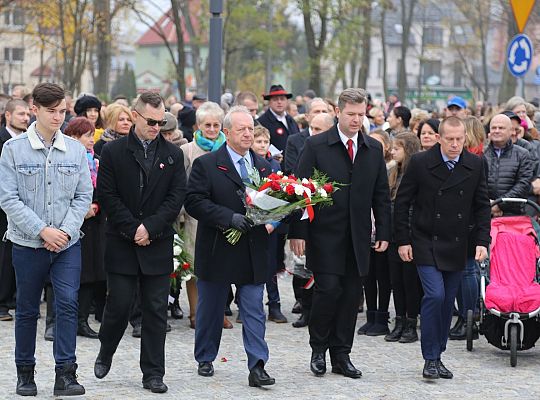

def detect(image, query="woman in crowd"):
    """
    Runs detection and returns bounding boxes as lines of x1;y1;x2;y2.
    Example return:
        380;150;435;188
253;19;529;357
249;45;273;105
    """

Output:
93;104;133;155
74;94;105;142
416;118;440;151
64;117;106;339
387;106;412;136
385;133;422;343
368;107;386;132
409;109;430;136
180;102;229;329
357;129;394;336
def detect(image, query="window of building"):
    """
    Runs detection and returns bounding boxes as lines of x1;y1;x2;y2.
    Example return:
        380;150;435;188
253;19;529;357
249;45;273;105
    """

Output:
423;26;443;46
422;60;442;84
453;62;463;87
4;9;24;26
4;48;24;63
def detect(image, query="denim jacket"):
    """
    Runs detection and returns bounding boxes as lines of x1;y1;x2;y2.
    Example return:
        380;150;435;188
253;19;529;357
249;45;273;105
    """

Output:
0;121;93;249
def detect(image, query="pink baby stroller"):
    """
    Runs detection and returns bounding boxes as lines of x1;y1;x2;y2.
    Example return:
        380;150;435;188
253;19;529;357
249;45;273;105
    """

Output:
469;198;540;367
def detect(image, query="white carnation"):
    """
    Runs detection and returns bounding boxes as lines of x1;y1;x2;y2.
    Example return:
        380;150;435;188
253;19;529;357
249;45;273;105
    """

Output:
301;178;309;185
318;188;328;198
182;274;192;281
277;171;284;176
173;259;180;269
173;246;182;256
294;185;304;196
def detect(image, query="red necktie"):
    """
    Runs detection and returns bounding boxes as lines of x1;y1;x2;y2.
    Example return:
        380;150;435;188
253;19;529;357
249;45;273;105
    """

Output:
347;139;354;162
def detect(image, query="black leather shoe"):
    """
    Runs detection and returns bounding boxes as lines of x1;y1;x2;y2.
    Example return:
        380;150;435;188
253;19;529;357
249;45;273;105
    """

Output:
44;324;54;342
77;321;99;339
198;362;214;377
94;349;113;379
248;364;275;387
292;312;309;328
132;325;141;338
0;309;13;321
310;352;326;376
292;300;303;314
436;360;453;379
422;360;440;379
449;316;464;336
143;377;168;393
449;321;479;340
170;302;183;319
331;358;362;379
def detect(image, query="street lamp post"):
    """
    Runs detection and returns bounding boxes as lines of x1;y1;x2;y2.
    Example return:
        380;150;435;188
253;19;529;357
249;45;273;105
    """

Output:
208;0;223;103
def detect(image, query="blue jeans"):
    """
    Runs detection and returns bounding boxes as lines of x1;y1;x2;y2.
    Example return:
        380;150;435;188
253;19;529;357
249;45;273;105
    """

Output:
456;257;479;318
417;265;462;360
12;242;81;367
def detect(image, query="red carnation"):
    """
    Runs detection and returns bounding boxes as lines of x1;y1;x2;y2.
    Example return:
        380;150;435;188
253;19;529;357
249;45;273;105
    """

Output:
288;174;297;181
182;262;190;270
303;182;316;193
268;173;280;180
322;183;333;194
270;181;281;191
170;272;177;279
286;184;295;195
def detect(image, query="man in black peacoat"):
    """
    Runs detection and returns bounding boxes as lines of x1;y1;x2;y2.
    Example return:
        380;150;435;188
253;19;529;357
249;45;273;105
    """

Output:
185;107;276;387
289;88;391;379
394;117;490;380
94;93;186;393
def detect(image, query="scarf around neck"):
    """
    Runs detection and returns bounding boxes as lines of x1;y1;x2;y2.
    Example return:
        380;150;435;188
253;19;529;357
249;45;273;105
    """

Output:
194;130;226;152
100;128;124;142
86;149;98;188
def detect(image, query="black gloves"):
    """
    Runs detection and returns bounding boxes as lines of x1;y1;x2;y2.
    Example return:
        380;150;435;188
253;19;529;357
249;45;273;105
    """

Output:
230;213;253;233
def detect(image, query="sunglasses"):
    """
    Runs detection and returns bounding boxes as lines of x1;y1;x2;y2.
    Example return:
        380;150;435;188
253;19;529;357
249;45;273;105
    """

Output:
135;110;167;127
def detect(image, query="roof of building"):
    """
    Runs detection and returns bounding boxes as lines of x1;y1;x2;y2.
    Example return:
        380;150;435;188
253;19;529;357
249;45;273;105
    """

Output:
136;4;205;47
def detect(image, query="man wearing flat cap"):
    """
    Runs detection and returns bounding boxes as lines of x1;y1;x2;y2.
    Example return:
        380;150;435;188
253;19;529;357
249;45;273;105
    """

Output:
258;84;300;153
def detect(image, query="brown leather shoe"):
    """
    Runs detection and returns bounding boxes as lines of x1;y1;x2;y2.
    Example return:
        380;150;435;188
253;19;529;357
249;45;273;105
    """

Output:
223;316;233;329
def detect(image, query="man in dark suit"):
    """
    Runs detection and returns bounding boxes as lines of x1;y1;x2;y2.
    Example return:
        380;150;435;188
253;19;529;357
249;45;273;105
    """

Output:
394;116;490;380
94;92;186;394
283;98;330;174
0;99;30;321
185;106;275;388
258;84;300;153
289;88;391;379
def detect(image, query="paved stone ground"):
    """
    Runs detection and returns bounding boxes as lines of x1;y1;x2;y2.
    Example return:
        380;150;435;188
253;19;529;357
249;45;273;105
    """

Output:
0;274;539;399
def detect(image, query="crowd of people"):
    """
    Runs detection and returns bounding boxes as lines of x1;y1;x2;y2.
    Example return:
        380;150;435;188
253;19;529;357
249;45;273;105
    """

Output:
0;81;539;396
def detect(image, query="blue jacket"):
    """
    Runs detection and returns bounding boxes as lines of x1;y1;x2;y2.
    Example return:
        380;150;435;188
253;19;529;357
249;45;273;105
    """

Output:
0;122;93;249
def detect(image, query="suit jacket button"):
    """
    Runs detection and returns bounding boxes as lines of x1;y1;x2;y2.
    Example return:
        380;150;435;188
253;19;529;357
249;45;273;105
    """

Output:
433;235;438;241
436;213;441;219
455;237;460;242
438;190;442;196
139;212;143;216
457;213;462;219
459;190;464;196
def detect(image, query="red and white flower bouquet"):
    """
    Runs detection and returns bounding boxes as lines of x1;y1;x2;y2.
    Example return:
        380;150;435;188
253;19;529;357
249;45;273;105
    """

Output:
225;169;341;244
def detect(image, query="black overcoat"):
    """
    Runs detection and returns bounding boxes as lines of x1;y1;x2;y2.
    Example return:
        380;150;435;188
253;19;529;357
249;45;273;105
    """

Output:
96;130;186;276
0;127;11;235
184;145;271;285
257;108;300;152
394;143;491;271
289;126;391;277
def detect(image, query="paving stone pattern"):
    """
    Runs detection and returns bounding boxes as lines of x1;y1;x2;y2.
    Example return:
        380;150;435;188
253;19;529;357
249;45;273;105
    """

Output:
0;275;539;399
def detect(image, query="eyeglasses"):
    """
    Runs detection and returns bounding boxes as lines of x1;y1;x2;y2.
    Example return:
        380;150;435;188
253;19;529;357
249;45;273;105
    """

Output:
135;110;167;127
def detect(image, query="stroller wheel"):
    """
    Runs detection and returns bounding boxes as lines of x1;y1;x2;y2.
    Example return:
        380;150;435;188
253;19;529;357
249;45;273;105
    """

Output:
466;309;474;351
510;324;518;367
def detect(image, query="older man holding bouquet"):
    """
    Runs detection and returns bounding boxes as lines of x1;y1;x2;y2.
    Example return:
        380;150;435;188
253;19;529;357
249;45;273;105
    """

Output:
185;106;275;387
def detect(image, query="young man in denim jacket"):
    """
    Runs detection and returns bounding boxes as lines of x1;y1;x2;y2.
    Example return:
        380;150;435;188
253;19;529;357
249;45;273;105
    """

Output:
0;83;93;397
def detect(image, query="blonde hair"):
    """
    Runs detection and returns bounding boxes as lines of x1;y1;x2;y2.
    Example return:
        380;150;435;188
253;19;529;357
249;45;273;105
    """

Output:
254;125;270;140
104;104;133;130
464;116;485;149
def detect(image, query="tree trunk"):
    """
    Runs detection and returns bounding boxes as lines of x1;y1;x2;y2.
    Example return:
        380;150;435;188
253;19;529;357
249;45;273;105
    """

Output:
94;0;111;97
380;7;389;101
301;0;328;96
398;0;417;102
179;0;206;93
170;0;186;98
357;1;371;89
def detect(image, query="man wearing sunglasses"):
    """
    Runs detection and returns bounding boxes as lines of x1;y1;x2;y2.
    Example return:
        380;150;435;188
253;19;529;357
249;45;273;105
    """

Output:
95;92;186;394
